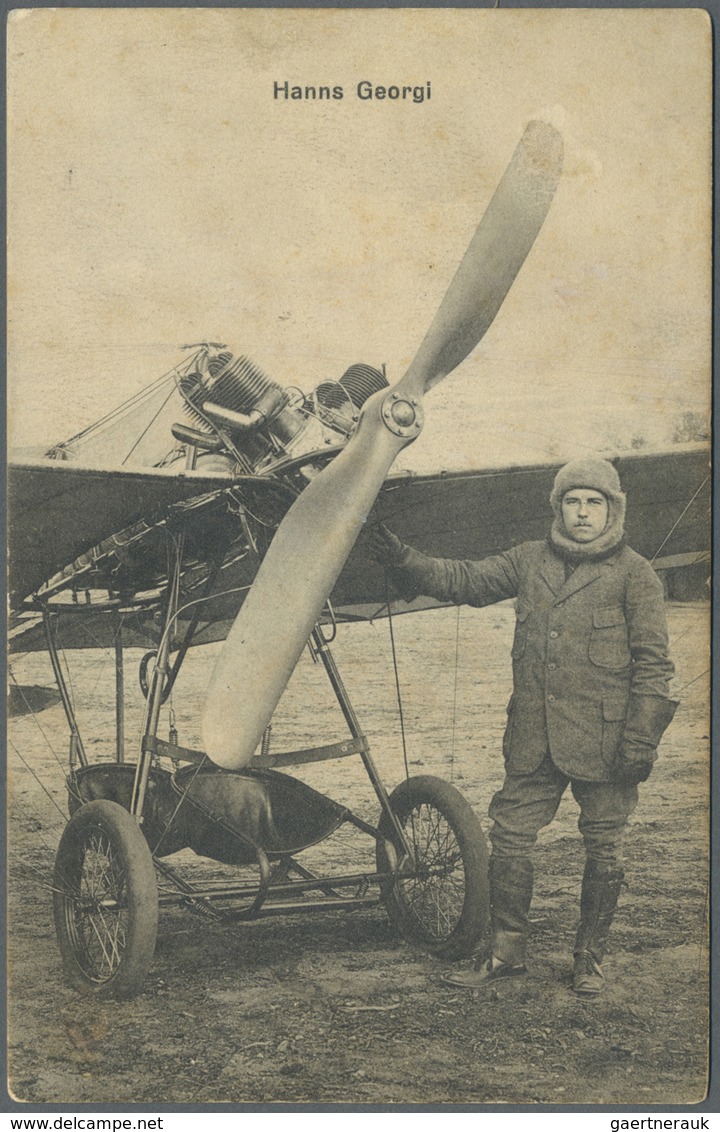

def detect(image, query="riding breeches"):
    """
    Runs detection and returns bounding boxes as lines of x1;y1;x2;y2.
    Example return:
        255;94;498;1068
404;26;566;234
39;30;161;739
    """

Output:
488;751;639;867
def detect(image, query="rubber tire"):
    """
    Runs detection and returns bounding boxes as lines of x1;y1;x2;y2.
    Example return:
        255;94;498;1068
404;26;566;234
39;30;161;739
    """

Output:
377;775;489;959
53;800;158;999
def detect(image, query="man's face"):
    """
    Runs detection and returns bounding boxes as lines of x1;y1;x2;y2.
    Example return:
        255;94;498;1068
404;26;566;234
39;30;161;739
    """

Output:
561;489;609;543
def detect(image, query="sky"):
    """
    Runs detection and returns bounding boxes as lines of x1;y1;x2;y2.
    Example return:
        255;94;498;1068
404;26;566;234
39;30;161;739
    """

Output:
7;8;712;472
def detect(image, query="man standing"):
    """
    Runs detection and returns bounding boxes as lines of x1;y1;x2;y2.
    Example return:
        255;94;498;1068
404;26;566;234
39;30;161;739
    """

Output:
370;458;676;996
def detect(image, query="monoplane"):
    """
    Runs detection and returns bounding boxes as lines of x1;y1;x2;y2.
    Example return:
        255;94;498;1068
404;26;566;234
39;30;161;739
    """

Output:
8;121;709;998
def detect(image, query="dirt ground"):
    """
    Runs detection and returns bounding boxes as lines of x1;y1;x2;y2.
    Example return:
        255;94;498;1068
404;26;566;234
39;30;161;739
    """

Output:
6;600;711;1108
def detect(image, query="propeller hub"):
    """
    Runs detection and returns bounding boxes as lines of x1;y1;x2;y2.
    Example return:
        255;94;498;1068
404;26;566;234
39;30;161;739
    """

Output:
381;392;424;439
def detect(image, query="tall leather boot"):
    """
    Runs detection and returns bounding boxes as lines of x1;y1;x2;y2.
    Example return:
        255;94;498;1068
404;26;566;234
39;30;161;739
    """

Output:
443;856;533;987
489;855;534;965
572;859;624;997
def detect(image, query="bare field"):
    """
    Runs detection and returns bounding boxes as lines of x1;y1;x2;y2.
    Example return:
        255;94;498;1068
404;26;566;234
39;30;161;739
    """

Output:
7;601;710;1106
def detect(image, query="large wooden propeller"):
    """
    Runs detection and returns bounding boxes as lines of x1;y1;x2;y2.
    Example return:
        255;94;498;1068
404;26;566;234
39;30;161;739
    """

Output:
203;120;563;768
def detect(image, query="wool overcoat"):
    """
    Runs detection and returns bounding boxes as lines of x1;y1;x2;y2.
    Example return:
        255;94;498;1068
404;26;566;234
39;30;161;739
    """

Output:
391;539;674;782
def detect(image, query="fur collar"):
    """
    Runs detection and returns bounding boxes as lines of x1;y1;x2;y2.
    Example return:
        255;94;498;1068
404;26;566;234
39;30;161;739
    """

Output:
548;519;625;562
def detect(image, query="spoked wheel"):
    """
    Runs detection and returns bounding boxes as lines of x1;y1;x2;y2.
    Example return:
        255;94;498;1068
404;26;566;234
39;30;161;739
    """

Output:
53;800;158;999
377;775;489;959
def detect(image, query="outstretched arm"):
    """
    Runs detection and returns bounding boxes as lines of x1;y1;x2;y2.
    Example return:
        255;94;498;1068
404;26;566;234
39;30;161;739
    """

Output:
368;523;521;606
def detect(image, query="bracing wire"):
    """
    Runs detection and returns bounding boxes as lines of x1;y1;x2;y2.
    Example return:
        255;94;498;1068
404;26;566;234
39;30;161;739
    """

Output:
121;381;180;466
6;767;104;901
150;756;209;861
383;575;411;786
651;476;710;563
673;669;710;697
9;576;254;827
6;812;73;899
8;740;71;825
382;575;423;855
55;368;180;449
8;668;65;771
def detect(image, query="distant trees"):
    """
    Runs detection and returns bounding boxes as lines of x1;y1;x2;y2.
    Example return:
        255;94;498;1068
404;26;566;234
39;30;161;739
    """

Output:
671;411;710;445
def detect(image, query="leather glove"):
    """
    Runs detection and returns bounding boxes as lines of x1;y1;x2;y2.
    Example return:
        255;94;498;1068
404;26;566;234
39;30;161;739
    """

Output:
613;695;678;786
611;692;679;783
614;739;657;785
366;523;407;567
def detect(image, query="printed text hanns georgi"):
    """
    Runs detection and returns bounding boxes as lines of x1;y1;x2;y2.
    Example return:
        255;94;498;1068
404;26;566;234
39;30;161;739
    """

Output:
274;80;431;103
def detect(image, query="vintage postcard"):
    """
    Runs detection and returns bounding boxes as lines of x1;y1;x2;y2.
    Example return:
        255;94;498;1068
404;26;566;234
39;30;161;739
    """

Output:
6;7;712;1110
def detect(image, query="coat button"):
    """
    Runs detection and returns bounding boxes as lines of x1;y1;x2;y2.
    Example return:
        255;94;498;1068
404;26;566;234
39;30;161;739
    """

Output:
549;630;559;639
547;693;556;702
548;662;557;670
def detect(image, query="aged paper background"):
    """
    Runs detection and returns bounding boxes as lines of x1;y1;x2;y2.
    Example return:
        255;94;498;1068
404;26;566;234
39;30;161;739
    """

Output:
8;8;710;465
7;8;712;1108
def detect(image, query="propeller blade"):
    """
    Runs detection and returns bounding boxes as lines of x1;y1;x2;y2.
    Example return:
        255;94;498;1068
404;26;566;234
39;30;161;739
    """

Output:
404;118;564;396
203;120;563;769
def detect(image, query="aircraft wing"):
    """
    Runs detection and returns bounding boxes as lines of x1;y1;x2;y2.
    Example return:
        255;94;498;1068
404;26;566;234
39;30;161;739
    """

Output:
330;444;710;617
8;445;709;654
8;459;237;610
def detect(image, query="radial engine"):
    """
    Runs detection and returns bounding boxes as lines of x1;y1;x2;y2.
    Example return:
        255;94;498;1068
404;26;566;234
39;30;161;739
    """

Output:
172;347;388;476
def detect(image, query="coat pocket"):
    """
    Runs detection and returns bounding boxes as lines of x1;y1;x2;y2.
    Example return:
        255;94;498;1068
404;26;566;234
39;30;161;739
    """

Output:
601;691;629;762
588;606;631;670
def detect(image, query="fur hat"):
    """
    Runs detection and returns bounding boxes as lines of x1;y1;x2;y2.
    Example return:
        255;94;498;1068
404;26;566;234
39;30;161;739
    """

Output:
550;457;625;519
549;457;626;560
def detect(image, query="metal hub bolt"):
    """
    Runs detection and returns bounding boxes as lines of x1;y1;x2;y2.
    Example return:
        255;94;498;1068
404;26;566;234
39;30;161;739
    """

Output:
381;391;424;439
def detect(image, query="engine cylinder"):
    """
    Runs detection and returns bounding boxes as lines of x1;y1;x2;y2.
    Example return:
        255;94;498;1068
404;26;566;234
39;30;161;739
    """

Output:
181;352;289;424
338;363;388;408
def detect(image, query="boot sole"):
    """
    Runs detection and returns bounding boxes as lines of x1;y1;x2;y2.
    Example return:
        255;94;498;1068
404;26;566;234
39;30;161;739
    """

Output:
572;983;604;998
442;964;528;989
